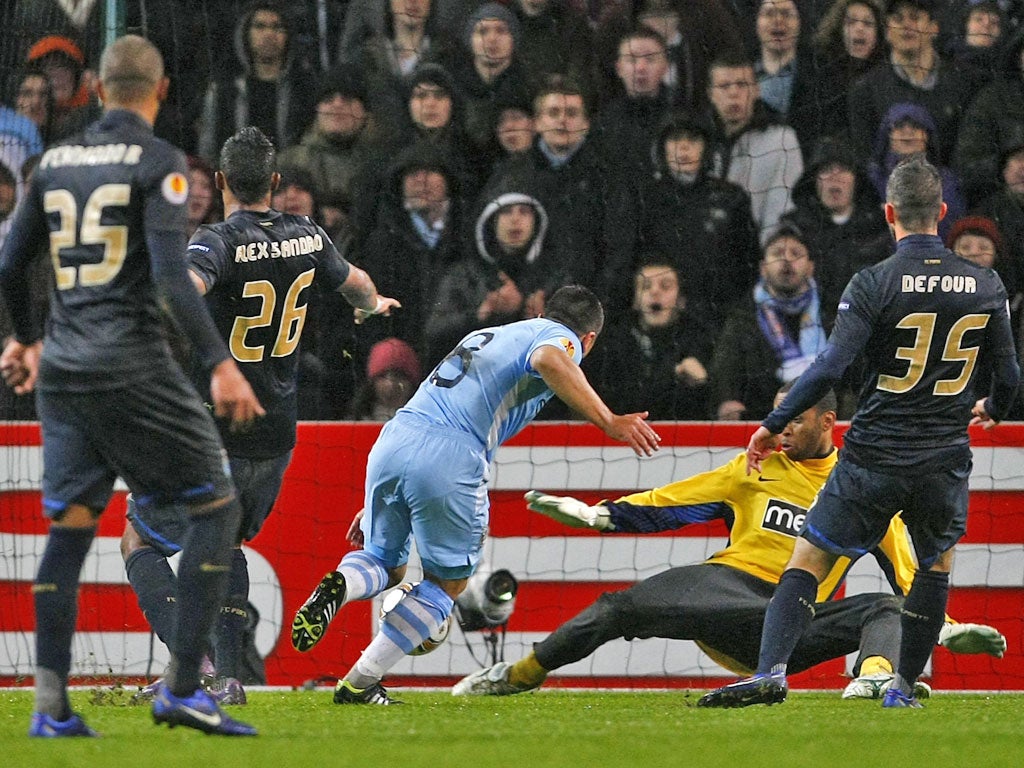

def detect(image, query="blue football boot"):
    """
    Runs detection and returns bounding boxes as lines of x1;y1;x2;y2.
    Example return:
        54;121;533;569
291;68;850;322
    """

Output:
152;683;257;735
29;712;98;737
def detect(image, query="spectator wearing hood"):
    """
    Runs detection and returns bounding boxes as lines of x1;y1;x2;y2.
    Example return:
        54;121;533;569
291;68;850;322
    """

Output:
943;0;1008;88
336;0;473;64
780;137;888;316
401;63;488;202
23;34;100;142
425;173;563;361
198;1;317;161
355;141;465;364
633;111;760;330
867;101;964;240
953;26;1024;205
440;2;534;157
847;0;973;166
709;223;831;421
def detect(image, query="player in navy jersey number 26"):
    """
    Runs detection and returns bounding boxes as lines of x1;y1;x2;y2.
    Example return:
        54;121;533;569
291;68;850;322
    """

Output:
0;37;263;736
700;154;1021;710
119;125;400;706
290;284;662;705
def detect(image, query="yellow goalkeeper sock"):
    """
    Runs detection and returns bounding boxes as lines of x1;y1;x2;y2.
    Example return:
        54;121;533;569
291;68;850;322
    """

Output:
859;655;893;677
508;652;548;690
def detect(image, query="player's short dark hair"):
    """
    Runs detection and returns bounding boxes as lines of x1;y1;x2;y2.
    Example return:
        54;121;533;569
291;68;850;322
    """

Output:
886;153;942;232
778;379;838;415
545;285;604;337
220;126;277;205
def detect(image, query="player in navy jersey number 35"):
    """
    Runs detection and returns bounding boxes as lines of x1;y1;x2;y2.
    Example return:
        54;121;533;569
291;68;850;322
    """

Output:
290;285;662;705
700;154;1021;710
0;37;263;737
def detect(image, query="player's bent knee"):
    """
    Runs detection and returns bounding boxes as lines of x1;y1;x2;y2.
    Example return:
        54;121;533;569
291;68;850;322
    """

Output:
385;564;408;589
52;504;100;529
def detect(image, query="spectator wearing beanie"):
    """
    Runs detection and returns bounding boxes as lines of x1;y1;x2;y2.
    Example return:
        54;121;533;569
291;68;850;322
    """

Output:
348;338;423;421
24;35;100;141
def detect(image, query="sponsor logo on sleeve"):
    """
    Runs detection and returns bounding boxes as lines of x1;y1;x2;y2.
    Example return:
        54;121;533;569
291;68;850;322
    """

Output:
559;337;575;357
161;172;189;204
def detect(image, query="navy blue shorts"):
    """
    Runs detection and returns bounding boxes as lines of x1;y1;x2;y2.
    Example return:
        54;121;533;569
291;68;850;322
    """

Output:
801;458;970;569
36;363;233;518
127;450;292;555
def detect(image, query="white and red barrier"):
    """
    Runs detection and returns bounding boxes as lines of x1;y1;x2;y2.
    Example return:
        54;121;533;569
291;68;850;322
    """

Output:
1;421;1022;690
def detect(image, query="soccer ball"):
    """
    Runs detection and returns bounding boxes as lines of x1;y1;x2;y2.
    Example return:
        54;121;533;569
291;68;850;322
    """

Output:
379;582;452;656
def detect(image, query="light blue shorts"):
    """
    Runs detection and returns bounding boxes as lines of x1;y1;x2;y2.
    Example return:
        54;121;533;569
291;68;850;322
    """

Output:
361;413;488;580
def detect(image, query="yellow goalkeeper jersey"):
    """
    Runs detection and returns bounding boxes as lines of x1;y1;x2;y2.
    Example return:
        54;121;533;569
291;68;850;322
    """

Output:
607;450;917;601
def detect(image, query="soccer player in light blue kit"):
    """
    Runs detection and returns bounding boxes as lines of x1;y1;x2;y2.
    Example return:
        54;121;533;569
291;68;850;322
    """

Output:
291;285;662;704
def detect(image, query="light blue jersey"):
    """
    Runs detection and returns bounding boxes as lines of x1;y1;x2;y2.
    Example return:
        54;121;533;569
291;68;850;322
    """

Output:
361;317;584;579
401;318;584;462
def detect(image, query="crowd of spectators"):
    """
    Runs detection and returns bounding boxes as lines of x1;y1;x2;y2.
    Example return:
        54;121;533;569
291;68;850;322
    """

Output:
3;0;1024;421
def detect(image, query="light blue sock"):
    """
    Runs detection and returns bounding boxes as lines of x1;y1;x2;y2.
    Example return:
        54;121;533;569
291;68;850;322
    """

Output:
346;580;454;688
337;550;389;603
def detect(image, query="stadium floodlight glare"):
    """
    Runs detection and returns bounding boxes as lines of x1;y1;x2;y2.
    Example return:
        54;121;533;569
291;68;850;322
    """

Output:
454;569;518;631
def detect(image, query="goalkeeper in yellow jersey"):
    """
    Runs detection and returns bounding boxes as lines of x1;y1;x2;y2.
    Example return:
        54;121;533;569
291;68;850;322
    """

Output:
452;383;1006;699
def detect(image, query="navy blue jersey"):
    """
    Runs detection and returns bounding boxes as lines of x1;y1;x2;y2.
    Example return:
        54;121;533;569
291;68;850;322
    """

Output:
0;109;229;391
765;235;1020;472
187;209;351;458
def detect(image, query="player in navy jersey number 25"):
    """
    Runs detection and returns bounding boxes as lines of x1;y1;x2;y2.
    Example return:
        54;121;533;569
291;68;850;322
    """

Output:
700;154;1021;710
290;284;662;705
119;126;400;705
0;37;263;737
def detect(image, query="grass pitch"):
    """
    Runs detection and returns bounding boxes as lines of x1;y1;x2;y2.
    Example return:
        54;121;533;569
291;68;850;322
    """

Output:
3;688;1023;768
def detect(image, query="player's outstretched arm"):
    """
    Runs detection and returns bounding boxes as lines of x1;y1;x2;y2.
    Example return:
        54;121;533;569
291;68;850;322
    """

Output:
530;345;660;457
339;264;401;324
745;425;780;475
210;358;265;432
524;491;612;530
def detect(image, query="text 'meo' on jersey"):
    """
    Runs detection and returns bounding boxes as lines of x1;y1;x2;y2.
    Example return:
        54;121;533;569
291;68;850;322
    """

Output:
836;238;1017;471
187;209;350;458
19;111;194;389
403;318;584;460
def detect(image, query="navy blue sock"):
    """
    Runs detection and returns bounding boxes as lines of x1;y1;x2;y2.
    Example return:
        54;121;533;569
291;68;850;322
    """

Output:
756;568;819;675
896;570;949;694
125;547;178;647
33;526;95;718
169;500;241;697
213;548;249;679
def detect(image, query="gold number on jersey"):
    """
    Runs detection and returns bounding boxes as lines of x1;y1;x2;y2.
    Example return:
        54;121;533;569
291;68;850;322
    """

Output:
876;311;989;396
229;268;314;363
43;184;131;289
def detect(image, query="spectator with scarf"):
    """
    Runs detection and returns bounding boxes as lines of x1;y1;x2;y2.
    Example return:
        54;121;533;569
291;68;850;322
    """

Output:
709;223;829;420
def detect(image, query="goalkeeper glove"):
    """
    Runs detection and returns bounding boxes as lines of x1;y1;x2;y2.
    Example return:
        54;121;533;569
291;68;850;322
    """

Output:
524;490;613;531
938;622;1006;657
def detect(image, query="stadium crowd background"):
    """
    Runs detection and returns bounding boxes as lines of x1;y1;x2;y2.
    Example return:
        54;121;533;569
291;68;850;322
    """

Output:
2;0;1024;424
